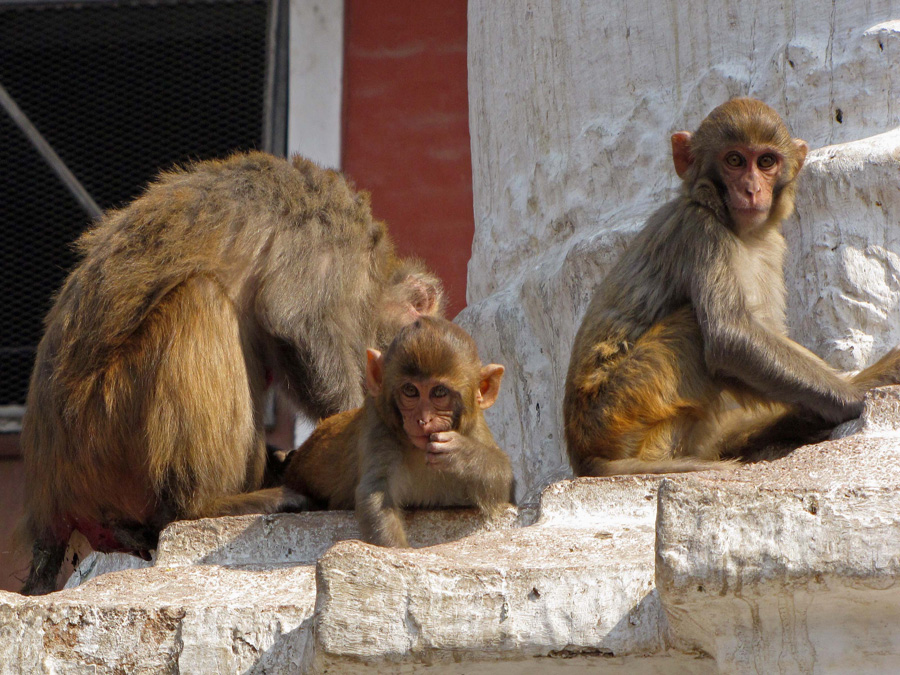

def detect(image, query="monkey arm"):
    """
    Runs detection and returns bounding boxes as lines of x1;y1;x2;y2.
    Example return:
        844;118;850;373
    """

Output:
354;486;408;548
427;431;515;509
355;454;409;548
469;442;517;510
690;233;862;424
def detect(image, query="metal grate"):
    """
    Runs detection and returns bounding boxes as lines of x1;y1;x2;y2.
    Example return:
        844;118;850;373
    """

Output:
0;0;277;406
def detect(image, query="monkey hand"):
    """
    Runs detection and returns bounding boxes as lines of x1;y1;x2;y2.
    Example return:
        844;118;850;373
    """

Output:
425;431;467;467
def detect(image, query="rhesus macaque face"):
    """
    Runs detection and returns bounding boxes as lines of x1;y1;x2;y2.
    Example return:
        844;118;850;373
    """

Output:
671;128;807;233
395;378;458;448
366;344;504;460
718;145;783;230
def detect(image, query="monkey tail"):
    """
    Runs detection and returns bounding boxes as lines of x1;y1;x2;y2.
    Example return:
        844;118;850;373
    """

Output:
850;347;900;390
577;456;738;477
733;348;900;462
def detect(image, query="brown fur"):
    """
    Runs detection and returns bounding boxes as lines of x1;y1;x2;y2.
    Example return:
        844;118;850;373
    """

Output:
20;151;443;594
564;98;900;477
284;317;514;547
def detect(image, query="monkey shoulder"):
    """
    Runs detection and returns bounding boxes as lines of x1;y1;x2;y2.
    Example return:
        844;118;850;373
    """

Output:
463;432;508;463
568;200;733;373
283;408;362;504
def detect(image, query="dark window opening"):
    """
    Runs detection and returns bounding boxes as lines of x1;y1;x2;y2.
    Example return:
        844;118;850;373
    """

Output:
0;0;286;407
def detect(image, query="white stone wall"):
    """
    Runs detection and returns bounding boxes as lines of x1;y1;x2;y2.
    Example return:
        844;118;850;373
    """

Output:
460;1;900;501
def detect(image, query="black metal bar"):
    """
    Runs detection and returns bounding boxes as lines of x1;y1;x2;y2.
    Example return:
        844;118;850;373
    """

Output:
0;80;102;220
262;0;289;157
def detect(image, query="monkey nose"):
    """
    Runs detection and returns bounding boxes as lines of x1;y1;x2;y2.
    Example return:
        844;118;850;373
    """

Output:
745;174;762;193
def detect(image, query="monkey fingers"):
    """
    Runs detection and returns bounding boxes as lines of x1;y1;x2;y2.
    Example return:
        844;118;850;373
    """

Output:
425;431;460;465
425;448;453;465
427;431;458;445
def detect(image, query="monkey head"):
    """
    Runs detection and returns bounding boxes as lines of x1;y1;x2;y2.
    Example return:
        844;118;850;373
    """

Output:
364;316;504;453
374;260;445;349
670;98;808;233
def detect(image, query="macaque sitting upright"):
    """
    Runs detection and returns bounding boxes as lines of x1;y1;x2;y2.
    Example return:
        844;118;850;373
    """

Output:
564;97;900;477
284;316;515;547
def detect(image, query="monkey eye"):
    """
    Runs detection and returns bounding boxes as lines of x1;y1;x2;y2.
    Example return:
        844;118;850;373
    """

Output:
400;383;419;398
724;152;744;168
757;154;777;169
430;384;450;399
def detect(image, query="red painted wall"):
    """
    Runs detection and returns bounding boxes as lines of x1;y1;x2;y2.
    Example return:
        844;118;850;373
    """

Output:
342;0;473;318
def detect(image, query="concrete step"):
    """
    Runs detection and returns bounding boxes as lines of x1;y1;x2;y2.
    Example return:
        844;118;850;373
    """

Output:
4;476;716;673
656;388;900;673
2;564;316;674
2;387;899;673
310;477;674;670
157;503;532;568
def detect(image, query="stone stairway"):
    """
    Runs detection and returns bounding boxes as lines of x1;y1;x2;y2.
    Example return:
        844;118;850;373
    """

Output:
2;388;899;673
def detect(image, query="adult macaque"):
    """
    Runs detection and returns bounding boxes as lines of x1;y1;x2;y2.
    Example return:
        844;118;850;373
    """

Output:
20;151;443;594
564;98;900;476
283;316;515;547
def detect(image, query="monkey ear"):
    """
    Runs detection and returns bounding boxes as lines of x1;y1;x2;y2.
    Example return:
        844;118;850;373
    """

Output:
671;131;693;179
365;349;384;397
407;272;444;317
476;364;505;410
792;138;809;172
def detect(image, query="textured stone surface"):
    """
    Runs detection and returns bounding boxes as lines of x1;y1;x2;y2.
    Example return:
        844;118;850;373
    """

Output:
652;388;900;673
787;129;900;370
157;505;528;568
3;478;710;674
462;1;900;501
656;481;900;674
1;565;315;674
63;551;155;590
656;476;900;671
832;383;900;439
310;477;667;671
3;391;900;672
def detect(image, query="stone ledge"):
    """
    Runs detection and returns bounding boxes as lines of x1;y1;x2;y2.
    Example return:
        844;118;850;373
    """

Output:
655;480;900;673
655;388;900;673
157;504;533;568
4;389;900;673
832;385;900;439
310;478;667;671
1;564;315;674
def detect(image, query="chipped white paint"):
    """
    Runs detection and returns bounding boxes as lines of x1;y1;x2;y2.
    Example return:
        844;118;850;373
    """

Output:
656;479;900;673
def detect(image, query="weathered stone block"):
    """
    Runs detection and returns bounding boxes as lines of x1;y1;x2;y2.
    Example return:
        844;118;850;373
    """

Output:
0;565;315;674
309;477;677;671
